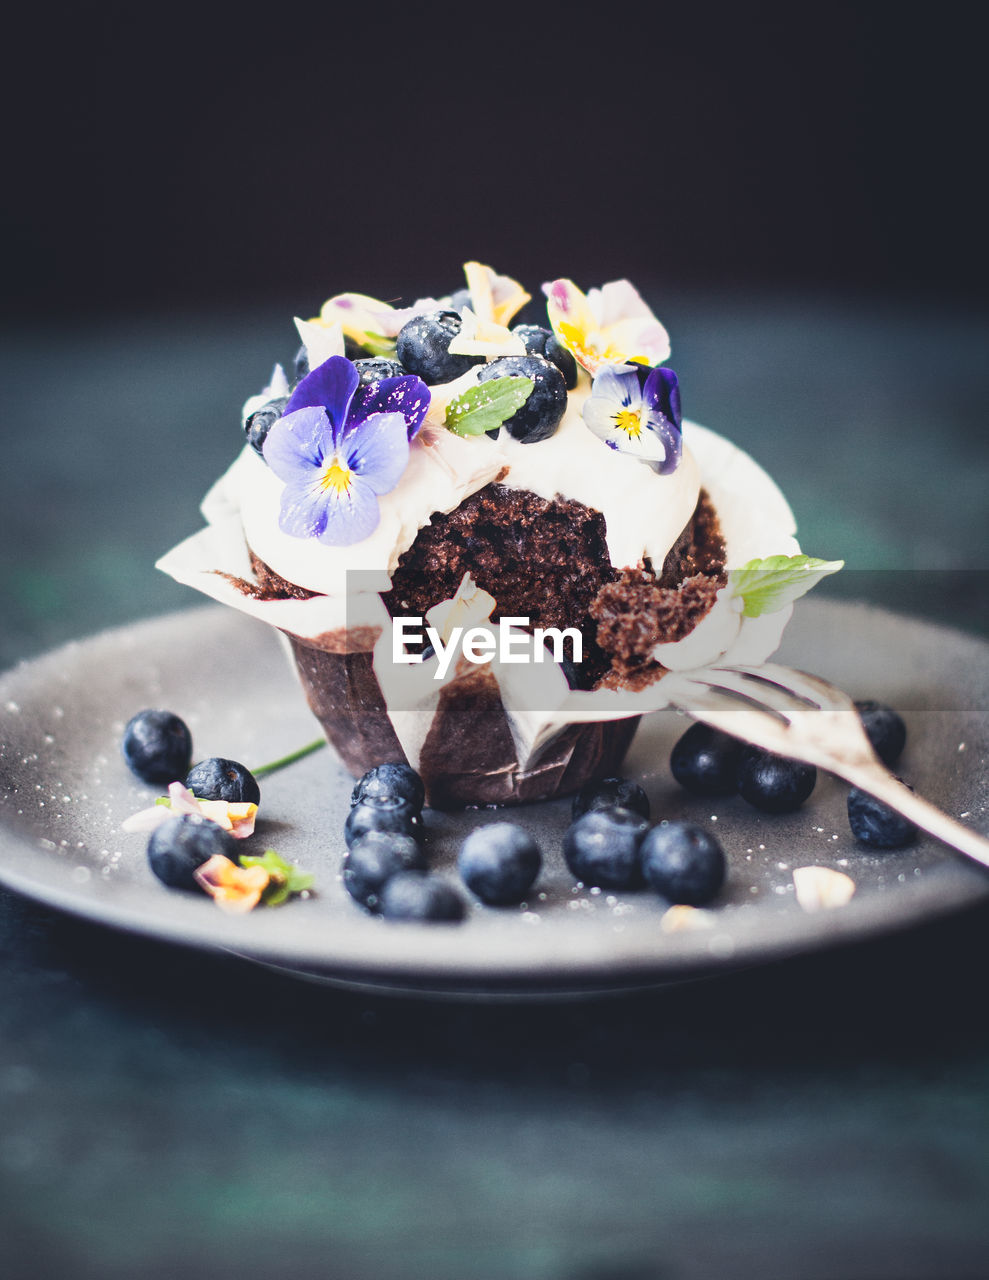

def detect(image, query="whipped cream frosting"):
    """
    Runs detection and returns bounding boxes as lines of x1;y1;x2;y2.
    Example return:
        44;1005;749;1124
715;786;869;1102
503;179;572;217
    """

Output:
222;368;704;597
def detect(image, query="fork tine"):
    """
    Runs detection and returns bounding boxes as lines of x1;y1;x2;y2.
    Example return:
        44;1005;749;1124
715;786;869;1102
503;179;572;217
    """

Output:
662;662;989;869
739;664;857;711
663;664;877;764
663;689;795;757
680;668;808;721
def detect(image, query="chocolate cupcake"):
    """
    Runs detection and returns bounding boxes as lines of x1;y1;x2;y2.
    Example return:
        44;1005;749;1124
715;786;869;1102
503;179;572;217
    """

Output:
159;264;835;807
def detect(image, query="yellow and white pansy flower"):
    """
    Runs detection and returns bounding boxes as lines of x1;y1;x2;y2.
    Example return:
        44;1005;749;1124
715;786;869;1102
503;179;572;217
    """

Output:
543;277;672;375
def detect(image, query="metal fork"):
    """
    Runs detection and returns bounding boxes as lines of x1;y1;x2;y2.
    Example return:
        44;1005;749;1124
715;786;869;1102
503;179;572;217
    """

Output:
661;663;989;870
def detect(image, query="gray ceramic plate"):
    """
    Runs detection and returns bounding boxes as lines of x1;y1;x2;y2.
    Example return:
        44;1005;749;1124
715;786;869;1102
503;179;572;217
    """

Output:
1;600;987;998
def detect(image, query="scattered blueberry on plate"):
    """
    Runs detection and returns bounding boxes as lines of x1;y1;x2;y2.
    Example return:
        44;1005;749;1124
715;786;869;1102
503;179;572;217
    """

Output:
343;830;429;911
670;723;743;796
379;871;466;922
847;785;918;848
351;762;426;813
639;821;726;906
736;746;817;814
147;812;238;890
345;793;425;850
122;709;193;785
571;776;650;822
458;823;542;906
563;807;649;891
185;758;261;805
854;700;907;766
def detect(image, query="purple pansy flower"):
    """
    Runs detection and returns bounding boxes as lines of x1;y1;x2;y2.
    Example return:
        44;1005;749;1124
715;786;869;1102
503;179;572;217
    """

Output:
262;356;430;546
581;364;682;474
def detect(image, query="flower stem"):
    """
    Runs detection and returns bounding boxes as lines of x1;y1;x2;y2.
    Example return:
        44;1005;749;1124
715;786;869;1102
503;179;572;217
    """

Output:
251;737;327;779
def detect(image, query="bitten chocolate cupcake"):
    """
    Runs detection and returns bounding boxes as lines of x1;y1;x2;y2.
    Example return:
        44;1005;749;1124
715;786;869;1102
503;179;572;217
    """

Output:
159;263;839;807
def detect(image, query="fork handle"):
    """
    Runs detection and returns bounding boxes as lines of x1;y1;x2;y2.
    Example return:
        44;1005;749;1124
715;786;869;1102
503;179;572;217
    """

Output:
839;760;989;871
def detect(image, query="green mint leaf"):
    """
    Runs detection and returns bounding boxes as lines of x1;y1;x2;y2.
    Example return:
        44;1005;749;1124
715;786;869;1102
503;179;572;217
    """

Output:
239;849;290;875
444;377;534;437
729;555;844;618
239;849;314;906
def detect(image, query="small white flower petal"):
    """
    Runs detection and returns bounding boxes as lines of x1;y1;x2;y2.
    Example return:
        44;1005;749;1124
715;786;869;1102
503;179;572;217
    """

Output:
121;805;171;834
447;308;526;358
294;316;346;368
589;279;655;326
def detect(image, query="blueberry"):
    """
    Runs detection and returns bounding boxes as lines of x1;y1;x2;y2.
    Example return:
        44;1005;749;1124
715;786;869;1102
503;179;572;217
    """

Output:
512;324;578;389
447;286;472;312
351;762;426;813
354;357;407;387
477;355;567;443
184;758;260;805
458;823;541;906
571;776;650;822
379;871;466;922
639;821;726;906
396;310;484;384
122;709;193;785
147;812;238;891
736;746;816;814
245;396;289;457
563;807;649;890
294;344;310;381
847;785;918;848
344;794;425;850
343;829;428;910
854;700;907;766
670;723;743;797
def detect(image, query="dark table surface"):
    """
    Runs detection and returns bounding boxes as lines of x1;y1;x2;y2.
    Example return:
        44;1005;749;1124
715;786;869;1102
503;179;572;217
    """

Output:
2;292;988;1280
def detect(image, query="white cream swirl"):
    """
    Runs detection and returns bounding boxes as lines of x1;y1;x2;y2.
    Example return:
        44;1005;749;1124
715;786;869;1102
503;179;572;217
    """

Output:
221;368;707;596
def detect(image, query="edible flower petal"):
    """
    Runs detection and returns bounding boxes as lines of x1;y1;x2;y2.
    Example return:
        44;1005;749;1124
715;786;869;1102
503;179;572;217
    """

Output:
239;849;315;906
284;354;360;431
350;375;431;441
121;782;258;838
462;262;531;328
581;364;683;473
314;291;443;353
196;800;259;838
194;854;270;913
294;316;345;368
543;278;671;375
263;356;429;546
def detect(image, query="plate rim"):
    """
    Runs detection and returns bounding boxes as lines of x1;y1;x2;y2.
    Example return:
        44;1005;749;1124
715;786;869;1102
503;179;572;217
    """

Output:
1;600;988;993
